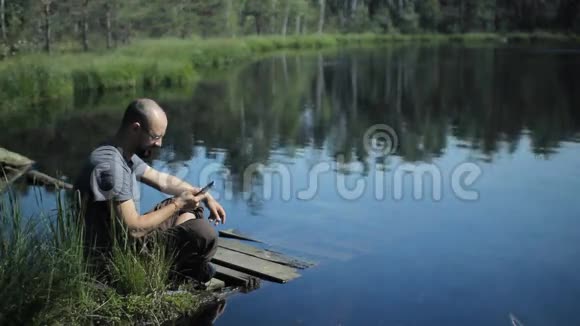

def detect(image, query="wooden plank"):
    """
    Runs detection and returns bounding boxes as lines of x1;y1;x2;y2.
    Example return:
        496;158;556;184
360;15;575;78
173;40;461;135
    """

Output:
219;228;263;243
212;247;301;283
272;241;355;262
213;264;261;290
0;147;34;167
26;170;73;190
1;166;73;193
218;238;314;269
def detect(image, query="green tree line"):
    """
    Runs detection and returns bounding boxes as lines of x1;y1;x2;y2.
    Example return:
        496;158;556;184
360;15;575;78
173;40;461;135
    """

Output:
1;0;579;55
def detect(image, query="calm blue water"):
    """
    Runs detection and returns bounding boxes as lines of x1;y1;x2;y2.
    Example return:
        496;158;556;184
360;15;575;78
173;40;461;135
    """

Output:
3;44;580;325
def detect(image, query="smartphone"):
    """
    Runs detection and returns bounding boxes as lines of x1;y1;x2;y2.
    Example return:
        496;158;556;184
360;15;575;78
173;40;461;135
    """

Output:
194;181;214;196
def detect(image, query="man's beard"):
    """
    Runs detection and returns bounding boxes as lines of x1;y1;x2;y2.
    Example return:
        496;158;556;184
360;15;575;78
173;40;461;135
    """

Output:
136;145;157;159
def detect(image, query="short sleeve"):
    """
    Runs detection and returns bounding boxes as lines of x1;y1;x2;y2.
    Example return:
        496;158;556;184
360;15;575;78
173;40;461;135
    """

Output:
131;155;149;180
90;161;132;202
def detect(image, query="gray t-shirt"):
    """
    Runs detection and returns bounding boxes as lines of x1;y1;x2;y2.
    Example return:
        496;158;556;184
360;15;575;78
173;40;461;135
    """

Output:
74;144;149;250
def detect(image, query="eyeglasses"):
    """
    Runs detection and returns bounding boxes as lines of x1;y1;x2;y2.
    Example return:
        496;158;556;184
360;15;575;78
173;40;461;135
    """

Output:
143;129;163;141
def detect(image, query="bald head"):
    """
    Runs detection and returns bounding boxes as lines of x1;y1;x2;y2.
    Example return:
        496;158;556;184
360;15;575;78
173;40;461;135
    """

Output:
118;98;168;158
120;98;166;131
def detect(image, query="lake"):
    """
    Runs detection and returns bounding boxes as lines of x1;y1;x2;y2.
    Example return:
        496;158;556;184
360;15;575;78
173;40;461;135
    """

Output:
2;43;580;325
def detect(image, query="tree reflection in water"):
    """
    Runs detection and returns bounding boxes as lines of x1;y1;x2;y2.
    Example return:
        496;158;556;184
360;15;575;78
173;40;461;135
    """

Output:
1;44;579;198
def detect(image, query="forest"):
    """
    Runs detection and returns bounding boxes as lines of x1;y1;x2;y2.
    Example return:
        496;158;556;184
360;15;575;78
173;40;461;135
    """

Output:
1;0;579;55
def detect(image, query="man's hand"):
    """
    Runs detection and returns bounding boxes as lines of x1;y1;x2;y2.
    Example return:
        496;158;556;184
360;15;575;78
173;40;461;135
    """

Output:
175;191;207;210
205;196;227;225
176;191;226;225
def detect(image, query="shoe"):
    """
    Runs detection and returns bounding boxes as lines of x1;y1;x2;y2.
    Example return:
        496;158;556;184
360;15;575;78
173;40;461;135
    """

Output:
195;261;216;283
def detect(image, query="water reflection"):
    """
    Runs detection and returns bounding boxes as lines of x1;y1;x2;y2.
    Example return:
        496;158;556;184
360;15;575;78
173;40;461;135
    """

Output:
168;299;227;326
1;44;579;197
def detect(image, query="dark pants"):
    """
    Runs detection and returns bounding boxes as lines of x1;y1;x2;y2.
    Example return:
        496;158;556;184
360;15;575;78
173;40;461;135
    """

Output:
145;198;218;281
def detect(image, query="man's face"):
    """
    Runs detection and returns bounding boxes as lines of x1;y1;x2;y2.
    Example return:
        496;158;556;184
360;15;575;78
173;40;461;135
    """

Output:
136;114;167;159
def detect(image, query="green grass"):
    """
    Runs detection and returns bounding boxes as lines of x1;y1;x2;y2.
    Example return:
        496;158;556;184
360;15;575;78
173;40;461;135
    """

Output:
0;55;73;103
506;31;577;43
72;55;196;91
0;190;206;324
448;33;503;43
0;32;578;108
108;227;173;296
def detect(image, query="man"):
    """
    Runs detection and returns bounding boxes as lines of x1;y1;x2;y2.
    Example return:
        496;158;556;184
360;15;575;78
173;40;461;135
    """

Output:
74;98;226;282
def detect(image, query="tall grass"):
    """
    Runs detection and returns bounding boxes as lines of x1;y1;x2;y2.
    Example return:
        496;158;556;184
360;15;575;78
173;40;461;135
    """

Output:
71;55;196;91
107;215;174;296
0;56;73;104
0;190;203;324
0;190;88;324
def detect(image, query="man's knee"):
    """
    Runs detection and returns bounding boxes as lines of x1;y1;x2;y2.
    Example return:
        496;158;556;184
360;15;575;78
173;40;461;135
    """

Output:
175;212;196;226
176;219;218;259
189;219;218;244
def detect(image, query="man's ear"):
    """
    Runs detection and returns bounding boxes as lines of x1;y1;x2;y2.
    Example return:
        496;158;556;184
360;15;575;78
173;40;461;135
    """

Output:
132;122;141;132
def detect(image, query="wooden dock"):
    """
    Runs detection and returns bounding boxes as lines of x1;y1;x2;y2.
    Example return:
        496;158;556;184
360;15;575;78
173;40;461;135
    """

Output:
208;229;315;292
1;147;315;293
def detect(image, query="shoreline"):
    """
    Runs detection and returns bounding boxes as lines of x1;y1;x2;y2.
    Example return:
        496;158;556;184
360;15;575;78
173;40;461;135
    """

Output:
1;32;578;110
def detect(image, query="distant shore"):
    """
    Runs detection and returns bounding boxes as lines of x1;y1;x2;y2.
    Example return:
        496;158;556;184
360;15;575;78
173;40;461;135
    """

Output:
1;32;578;110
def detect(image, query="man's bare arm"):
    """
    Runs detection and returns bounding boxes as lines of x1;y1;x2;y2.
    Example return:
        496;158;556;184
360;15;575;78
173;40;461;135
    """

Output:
140;166;227;224
114;192;206;235
140;167;200;196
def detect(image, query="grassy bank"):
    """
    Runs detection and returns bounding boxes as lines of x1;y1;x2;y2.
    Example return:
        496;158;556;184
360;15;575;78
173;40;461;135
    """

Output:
0;191;209;324
0;32;578;110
